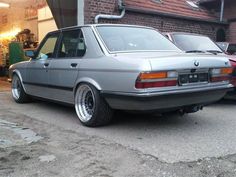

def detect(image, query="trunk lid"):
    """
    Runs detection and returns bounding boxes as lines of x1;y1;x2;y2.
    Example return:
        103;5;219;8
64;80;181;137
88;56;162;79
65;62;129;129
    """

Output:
148;54;231;71
114;51;231;71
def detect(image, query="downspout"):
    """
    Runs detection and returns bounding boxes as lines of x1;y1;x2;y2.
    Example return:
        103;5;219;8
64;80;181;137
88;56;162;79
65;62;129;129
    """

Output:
94;0;125;24
77;0;84;25
220;0;225;22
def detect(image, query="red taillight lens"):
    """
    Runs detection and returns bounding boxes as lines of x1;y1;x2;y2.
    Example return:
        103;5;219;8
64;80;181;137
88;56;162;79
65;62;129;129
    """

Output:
135;71;178;89
210;67;233;83
211;76;230;82
135;80;177;89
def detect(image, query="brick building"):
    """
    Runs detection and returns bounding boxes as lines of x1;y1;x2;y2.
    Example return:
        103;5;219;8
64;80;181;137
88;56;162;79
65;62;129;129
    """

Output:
48;0;235;42
83;0;227;41
199;0;236;42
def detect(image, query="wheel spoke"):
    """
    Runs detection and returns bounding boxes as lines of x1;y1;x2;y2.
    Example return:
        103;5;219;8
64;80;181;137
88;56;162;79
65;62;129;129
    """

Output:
12;76;21;99
75;85;95;122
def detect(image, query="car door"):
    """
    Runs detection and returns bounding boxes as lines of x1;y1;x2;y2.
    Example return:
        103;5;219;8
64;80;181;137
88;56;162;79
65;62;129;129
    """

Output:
48;28;86;104
25;32;60;98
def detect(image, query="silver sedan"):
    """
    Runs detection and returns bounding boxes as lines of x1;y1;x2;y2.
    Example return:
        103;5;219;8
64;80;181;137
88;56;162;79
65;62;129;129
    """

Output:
9;24;233;127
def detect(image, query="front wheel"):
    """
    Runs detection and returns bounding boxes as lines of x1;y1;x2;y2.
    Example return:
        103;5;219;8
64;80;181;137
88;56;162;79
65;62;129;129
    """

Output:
11;74;30;103
75;83;113;127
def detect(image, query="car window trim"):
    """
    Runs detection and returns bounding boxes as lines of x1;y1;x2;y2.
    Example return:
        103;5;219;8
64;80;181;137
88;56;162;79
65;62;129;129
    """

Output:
54;28;87;60
34;31;61;60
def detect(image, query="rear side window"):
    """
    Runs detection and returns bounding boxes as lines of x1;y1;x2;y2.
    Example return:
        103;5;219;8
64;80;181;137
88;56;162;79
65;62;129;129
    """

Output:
228;44;236;55
57;29;86;58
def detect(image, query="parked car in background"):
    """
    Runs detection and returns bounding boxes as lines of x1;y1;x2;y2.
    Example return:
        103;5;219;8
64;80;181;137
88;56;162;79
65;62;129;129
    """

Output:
165;32;236;98
164;32;224;54
217;42;236;55
9;25;233;127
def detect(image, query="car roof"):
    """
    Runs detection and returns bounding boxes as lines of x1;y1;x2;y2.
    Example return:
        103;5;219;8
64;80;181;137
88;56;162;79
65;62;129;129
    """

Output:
50;24;156;33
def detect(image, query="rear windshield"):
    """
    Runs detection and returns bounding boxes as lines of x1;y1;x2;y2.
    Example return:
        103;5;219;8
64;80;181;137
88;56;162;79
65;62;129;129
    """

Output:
96;26;180;52
172;34;222;52
217;42;228;51
228;44;236;55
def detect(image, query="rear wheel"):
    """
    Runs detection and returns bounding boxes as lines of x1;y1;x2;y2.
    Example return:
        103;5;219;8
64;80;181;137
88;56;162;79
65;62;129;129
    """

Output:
11;74;30;103
75;83;113;127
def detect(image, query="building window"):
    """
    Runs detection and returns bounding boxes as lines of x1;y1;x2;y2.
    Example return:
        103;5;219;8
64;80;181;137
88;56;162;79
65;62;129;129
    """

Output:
186;1;199;9
152;0;162;3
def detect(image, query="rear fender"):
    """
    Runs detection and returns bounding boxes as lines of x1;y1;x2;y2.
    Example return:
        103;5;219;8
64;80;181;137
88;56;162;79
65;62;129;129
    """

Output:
74;77;102;95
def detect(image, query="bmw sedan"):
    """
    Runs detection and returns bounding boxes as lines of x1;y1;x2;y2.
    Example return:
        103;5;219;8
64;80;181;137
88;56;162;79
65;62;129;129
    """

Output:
9;24;233;127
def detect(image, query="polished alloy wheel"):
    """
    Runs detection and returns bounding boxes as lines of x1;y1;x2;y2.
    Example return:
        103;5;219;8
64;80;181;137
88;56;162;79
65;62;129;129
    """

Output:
12;75;21;100
75;84;95;122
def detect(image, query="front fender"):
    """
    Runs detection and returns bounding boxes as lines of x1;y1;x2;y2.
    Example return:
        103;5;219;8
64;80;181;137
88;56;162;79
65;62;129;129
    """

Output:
12;69;27;92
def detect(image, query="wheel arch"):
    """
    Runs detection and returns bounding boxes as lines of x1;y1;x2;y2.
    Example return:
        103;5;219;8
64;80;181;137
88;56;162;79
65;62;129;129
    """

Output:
74;77;102;95
12;70;27;92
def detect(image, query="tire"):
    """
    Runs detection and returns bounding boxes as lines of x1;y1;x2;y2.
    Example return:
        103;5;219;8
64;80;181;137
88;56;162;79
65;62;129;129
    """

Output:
75;83;113;127
11;74;30;103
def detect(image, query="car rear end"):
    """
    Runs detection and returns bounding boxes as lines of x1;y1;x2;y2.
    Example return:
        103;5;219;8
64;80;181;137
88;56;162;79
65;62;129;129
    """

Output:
104;54;233;113
94;25;233;113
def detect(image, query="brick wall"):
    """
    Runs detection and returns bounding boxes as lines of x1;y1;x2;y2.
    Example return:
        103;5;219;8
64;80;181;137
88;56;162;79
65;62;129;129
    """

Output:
229;22;236;43
224;1;236;43
224;1;236;20
84;0;228;41
84;0;119;25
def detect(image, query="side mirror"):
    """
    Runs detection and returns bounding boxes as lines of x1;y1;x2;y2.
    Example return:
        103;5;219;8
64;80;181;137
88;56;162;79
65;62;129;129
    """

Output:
25;50;35;58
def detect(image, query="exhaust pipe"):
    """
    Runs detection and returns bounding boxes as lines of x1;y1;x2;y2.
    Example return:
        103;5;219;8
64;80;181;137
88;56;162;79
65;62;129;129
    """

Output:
179;105;203;115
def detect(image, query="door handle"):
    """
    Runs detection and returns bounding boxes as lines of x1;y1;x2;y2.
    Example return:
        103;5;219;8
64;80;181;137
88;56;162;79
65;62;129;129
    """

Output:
71;63;78;68
44;63;49;67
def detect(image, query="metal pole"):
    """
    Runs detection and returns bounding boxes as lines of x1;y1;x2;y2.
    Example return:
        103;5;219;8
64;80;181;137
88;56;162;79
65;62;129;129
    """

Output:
220;0;225;22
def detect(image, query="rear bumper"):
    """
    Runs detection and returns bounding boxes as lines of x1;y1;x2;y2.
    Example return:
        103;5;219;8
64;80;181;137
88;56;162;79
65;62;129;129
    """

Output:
102;85;233;111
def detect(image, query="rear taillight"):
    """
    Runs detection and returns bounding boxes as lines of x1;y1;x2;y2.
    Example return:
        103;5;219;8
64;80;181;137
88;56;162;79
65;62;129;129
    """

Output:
135;71;178;89
210;67;233;83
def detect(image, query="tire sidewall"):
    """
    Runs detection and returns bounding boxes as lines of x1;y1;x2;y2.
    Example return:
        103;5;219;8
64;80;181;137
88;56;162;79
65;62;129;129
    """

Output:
12;74;27;103
75;83;100;126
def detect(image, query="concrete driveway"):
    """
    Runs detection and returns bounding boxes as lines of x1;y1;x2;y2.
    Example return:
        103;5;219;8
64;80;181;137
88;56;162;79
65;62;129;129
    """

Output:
0;78;10;92
1;90;236;163
0;89;236;176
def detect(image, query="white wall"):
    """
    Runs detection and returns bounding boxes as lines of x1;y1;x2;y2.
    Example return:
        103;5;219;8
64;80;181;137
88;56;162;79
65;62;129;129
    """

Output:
38;6;57;42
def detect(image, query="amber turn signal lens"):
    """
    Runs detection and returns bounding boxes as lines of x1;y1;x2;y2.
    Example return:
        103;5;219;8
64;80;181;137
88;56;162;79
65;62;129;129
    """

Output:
221;68;233;75
139;72;167;80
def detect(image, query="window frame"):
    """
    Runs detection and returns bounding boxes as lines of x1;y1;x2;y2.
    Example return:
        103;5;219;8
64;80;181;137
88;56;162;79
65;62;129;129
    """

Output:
55;28;87;59
33;31;61;60
151;0;162;4
186;1;200;10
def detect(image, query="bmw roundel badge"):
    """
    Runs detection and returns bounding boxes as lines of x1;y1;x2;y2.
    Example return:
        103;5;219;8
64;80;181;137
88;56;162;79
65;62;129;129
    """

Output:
194;60;200;67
